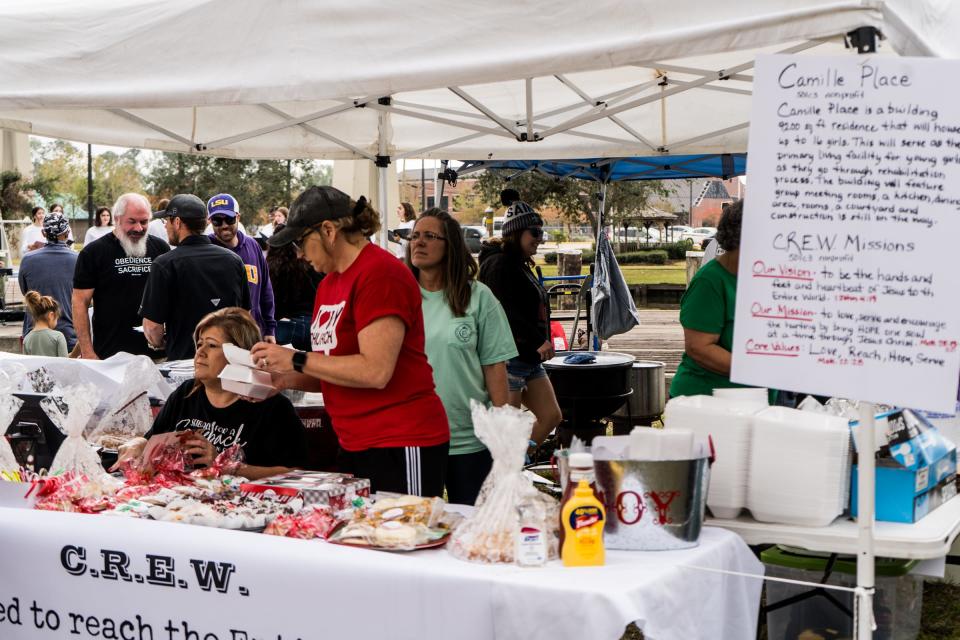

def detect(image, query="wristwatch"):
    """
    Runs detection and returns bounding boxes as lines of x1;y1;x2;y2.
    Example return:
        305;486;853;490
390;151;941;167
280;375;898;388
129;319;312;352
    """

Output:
291;350;308;373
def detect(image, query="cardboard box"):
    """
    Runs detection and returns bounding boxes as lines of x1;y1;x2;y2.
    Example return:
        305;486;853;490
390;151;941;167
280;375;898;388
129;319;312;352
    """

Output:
240;471;371;510
218;344;275;399
850;409;958;523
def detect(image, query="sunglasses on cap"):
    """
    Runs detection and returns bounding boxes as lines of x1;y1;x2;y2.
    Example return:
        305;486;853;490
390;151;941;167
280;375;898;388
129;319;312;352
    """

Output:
210;216;237;227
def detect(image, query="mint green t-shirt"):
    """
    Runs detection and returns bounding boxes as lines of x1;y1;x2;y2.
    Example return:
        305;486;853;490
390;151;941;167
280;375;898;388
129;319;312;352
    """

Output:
23;328;68;357
421;281;518;455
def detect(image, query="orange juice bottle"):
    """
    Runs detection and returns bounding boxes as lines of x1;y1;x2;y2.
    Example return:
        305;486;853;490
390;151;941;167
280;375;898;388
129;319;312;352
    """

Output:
561;478;606;567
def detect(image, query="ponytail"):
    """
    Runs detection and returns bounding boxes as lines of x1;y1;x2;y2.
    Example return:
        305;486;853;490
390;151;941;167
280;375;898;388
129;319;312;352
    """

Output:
24;290;60;322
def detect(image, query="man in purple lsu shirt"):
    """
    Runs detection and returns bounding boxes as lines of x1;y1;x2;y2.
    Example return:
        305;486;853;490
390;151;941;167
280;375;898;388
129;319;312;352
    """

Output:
207;193;277;342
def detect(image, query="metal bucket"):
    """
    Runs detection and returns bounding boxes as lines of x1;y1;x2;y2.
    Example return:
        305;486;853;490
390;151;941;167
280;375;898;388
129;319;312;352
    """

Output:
593;457;710;550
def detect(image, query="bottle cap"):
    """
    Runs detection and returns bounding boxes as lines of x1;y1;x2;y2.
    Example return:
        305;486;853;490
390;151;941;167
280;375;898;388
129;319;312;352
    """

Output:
568;452;594;468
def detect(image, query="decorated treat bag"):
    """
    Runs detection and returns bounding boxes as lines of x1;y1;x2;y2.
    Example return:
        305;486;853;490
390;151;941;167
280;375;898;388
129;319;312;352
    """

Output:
450;401;559;563
45;383;104;477
0;364;25;471
87;356;161;448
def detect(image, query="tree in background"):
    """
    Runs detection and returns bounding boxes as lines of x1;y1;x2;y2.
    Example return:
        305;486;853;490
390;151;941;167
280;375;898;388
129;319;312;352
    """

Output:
0;171;32;219
144;154;331;224
473;169;673;237
29;138;85;209
92;150;144;206
26;139;145;215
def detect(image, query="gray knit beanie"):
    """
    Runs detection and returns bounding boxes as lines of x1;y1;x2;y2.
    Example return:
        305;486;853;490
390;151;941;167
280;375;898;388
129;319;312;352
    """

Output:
501;201;543;236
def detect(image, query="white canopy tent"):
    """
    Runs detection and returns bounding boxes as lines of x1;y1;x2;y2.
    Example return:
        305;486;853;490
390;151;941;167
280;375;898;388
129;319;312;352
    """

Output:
0;0;954;163
2;2;959;637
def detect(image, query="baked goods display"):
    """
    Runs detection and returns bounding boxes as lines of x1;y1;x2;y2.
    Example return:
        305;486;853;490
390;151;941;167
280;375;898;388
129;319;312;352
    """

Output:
329;495;461;550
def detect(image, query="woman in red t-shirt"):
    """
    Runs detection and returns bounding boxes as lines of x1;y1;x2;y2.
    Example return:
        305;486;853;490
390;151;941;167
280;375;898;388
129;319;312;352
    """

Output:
251;186;449;496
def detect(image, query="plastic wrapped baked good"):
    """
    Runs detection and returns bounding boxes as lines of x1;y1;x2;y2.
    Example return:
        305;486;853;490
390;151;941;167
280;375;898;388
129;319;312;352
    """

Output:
449;401;559;563
45;384;107;478
0;364;25;472
329;494;452;550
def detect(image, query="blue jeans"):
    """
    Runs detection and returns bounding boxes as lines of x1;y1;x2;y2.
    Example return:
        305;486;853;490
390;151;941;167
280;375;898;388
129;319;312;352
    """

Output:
275;315;312;351
506;357;547;392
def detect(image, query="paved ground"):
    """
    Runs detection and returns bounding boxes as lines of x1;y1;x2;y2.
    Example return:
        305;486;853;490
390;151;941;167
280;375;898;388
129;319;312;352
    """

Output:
0;320;22;353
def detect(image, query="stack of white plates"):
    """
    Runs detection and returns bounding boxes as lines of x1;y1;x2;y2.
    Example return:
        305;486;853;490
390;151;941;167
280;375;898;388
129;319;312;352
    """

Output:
663;395;756;519
712;387;769;412
747;406;851;526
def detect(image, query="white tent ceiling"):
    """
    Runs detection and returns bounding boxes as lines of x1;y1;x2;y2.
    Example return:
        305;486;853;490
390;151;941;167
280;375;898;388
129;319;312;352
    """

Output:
0;1;955;161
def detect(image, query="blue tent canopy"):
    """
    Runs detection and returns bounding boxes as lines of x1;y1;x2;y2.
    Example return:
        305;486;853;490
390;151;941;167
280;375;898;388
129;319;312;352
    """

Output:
457;153;746;183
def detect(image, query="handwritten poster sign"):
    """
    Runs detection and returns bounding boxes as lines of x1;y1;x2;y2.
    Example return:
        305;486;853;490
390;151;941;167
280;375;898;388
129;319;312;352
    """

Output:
732;55;960;412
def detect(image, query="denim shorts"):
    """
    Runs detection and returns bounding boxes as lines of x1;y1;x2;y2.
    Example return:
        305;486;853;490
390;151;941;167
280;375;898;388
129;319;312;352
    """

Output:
506;357;547;392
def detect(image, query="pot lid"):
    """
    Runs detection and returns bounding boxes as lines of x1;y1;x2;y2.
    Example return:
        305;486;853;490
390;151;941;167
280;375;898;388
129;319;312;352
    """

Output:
542;351;635;370
631;361;664;369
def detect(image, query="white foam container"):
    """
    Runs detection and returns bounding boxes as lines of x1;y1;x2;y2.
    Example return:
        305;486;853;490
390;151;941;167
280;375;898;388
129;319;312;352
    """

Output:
747;406;851;526
663;395;755;519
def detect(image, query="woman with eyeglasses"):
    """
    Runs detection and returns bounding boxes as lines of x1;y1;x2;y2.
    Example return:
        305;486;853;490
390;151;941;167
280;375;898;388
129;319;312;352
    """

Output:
250;186;449;497
478;201;562;447
406;208;517;504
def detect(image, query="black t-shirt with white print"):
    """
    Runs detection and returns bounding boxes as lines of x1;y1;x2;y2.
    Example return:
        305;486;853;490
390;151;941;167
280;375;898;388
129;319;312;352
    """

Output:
73;232;170;358
147;380;308;469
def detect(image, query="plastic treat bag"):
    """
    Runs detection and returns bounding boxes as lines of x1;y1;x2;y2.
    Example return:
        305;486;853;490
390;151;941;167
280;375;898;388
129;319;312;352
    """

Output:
450;401;546;563
87;356;160;448
45;384;105;477
0;364;26;472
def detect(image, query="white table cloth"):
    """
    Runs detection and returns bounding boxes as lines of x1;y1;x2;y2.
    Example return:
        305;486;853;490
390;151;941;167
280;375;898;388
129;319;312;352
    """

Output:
0;507;762;640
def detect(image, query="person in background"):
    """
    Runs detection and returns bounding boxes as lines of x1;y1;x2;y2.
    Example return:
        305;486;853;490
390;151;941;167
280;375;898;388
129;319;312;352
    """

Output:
140;194;250;361
250;186;449;497
207;194;276;341
391;202;417;258
117;308;308;479
22;291;68;357
20;206;46;255
478;201;561;446
19;212;78;350
73;193;170;360
83;206;114;245
258;205;288;240
147;198;170;241
670;201;769;400
267;224;323;351
407;208;516;505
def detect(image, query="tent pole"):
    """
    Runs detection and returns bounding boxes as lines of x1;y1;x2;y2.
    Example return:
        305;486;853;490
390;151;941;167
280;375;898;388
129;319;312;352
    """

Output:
856;401;876;639
435;160;448;211
376;102;391;249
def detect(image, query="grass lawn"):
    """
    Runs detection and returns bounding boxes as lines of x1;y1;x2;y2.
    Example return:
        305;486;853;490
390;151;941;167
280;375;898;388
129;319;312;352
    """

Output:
537;260;687;286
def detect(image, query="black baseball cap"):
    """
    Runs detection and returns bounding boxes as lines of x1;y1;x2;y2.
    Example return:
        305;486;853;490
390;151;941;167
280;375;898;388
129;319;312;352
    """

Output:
154;194;207;220
268;186;363;247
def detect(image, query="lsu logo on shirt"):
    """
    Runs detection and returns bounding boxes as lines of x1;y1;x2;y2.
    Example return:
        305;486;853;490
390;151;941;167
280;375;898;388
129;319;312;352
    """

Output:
311;301;346;354
245;264;259;284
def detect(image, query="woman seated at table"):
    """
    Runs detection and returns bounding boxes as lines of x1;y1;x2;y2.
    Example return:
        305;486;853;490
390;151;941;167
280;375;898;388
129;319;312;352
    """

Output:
670;201;770;399
121;307;308;479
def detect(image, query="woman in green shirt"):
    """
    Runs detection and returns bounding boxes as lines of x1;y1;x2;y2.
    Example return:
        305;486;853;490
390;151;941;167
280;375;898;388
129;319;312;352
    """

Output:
408;209;518;504
670;200;748;398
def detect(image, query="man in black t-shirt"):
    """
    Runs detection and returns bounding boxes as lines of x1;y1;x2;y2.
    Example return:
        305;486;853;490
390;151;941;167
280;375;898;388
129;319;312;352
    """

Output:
140;194;251;361
73;193;170;359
